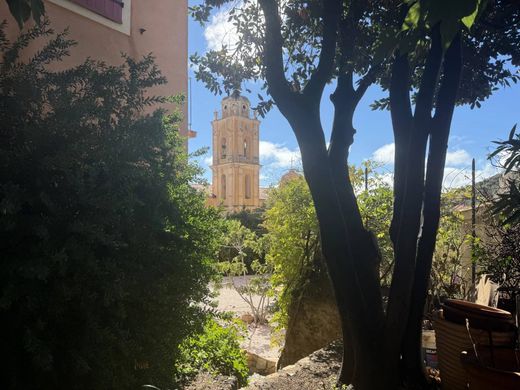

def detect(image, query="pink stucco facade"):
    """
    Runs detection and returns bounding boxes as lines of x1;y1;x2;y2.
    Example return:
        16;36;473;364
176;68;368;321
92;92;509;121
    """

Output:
1;0;188;135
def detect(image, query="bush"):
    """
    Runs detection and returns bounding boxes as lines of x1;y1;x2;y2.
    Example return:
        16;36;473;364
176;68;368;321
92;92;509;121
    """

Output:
0;21;222;389
174;318;249;387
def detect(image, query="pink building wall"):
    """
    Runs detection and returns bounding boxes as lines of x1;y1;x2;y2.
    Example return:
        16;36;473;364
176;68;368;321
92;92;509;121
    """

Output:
1;0;188;135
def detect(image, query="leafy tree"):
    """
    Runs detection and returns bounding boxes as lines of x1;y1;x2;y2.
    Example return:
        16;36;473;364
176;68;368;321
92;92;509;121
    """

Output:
228;207;267;236
0;21;222;390
218;219;271;324
264;168;394;329
263;175;321;330
191;0;520;388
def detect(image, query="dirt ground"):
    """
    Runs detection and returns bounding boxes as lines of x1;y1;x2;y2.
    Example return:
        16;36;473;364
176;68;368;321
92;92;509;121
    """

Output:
213;276;282;361
242;341;343;390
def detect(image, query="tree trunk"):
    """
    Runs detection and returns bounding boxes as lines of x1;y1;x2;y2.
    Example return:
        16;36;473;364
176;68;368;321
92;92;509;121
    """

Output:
402;34;463;386
289;114;393;390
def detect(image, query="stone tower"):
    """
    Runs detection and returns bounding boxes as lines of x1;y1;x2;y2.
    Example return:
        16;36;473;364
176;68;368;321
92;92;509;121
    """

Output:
211;92;261;211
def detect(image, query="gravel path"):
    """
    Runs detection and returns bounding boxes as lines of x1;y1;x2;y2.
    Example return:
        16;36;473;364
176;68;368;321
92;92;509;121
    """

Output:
213;276;282;361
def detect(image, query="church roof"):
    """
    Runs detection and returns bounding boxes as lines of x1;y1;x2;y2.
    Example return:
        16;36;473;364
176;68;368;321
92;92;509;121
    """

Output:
280;169;302;184
222;90;250;104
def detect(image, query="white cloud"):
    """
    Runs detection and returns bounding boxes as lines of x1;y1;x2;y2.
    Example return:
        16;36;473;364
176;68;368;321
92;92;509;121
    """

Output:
259;140;301;169
372;143;395;165
372;144;472;167
442;163;499;189
445;149;471;166
204;7;240;51
203;156;213;166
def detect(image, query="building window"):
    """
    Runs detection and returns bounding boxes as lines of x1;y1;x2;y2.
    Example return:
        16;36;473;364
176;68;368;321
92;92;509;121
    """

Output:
71;0;124;23
221;175;226;199
245;175;251;199
243;138;249;158
221;137;227;158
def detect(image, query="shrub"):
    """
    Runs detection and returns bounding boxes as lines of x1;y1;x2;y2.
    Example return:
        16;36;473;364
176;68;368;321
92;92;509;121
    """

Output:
174;318;249;387
0;21;221;389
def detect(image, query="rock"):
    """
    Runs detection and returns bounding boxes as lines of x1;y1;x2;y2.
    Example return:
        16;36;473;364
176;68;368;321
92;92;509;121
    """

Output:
241;313;255;324
241;341;343;390
246;351;277;375
278;270;342;368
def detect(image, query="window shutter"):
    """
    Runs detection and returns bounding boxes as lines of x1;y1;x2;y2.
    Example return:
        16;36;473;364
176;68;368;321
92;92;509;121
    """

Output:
70;0;124;24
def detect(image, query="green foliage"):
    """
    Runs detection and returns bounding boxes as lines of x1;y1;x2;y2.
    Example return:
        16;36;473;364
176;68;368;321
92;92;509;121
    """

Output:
355;163;395;287
174;318;249;387
400;0;487;50
489;124;520;224
477;130;520;287
264;168;394;328
377;0;520;109
190;0;399;113
192;1;519;114
218;219;272;324
0;21;222;389
429;187;471;301
263;176;321;330
5;0;45;28
228;208;267;236
479;223;520;289
219;218;263;272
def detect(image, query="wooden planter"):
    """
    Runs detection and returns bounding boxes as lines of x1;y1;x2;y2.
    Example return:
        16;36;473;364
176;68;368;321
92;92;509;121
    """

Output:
434;316;516;390
460;347;520;390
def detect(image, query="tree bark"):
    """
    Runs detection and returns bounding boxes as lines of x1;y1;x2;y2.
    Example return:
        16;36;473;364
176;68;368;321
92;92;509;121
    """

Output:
258;1;465;389
383;28;444;385
402;34;463;385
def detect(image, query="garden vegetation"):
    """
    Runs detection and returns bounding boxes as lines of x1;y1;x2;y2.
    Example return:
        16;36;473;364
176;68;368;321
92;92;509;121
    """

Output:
0;21;222;389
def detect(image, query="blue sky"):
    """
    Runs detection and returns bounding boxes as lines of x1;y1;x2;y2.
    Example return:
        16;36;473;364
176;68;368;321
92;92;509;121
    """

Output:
187;2;520;188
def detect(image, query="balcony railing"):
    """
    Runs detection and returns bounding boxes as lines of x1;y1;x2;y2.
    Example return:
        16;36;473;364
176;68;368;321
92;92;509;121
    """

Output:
219;155;259;164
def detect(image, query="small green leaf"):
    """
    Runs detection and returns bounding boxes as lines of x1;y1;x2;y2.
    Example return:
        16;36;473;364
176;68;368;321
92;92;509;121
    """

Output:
30;0;45;23
508;124;517;141
402;1;421;31
461;4;479;29
7;0;32;29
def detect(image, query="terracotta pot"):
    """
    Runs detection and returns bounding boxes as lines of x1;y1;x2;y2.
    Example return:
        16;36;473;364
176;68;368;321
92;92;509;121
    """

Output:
442;299;515;332
434;316;516;390
460;347;520;390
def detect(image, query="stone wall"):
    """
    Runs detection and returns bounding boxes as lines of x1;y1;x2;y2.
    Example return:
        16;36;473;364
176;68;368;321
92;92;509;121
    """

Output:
243;341;343;390
246;351;277;375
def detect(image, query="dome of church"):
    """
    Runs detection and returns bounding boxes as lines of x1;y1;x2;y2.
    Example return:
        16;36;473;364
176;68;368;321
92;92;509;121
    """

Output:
280;169;302;184
222;91;251;118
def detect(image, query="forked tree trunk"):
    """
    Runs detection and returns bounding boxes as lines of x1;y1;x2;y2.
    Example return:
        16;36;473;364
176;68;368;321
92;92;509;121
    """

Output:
258;0;463;388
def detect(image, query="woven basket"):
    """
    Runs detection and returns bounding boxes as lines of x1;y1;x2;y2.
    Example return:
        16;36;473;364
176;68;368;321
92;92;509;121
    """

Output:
434;317;516;390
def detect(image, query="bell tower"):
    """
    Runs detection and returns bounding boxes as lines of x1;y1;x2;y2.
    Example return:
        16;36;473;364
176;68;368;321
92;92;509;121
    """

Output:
211;92;260;211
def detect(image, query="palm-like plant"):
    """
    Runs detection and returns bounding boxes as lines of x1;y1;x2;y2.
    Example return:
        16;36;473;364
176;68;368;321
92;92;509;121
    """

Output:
490;124;520;225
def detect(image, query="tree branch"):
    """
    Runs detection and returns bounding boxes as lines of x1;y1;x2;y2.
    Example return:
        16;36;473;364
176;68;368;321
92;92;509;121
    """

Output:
302;0;342;101
389;52;412;245
258;0;298;115
402;33;463;378
383;29;445;381
354;64;381;103
413;26;443;123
